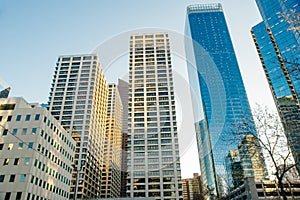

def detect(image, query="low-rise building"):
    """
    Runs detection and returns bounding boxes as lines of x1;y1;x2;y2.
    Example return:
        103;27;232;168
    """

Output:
0;97;75;200
224;177;300;200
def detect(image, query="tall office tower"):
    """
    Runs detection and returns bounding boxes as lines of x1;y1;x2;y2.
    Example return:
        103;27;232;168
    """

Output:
182;173;202;200
117;79;129;197
226;135;268;190
48;54;108;199
127;33;182;199
251;0;300;172
100;83;123;198
0;97;75;200
185;4;256;198
0;87;10;98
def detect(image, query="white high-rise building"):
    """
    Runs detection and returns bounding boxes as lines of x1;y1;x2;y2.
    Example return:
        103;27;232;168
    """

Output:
127;33;182;199
48;54;108;199
0;97;75;200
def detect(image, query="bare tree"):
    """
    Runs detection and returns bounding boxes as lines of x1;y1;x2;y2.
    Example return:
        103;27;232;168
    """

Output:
227;105;299;200
278;9;300;32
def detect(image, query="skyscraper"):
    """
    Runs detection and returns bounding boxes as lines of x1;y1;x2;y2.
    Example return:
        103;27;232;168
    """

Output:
182;173;202;200
225;135;268;190
127;33;182;199
251;0;300;172
48;54;108;199
101;83;123;198
185;4;256;197
117;79;129;198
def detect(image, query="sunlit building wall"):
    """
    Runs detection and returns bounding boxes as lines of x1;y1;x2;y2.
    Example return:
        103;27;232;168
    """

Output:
127;33;182;199
101;84;123;198
182;173;202;200
48;54;108;199
0;97;75;200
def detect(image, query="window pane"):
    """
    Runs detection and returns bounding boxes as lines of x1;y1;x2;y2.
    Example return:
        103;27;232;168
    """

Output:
14;158;19;165
0;175;5;182
16;192;22;200
2;129;8;136
4;192;11;200
22;128;27;135
12;129;17;135
24;158;30;165
35;114;40;120
3;158;9;165
16;115;21;121
28;143;33;149
9;174;15;182
18;143;23;150
7;144;13;150
25;115;30;121
31;128;37;134
20;174;26;182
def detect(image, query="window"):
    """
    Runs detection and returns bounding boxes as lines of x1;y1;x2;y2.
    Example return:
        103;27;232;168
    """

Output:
7;143;14;150
2;129;8;136
20;174;26;182
9;174;15;182
16;192;22;200
25;115;30;121
3;158;9;165
16;115;21;121
35;114;40;120
18;143;23;150
24;158;30;165
0;175;5;182
22;128;27;135
32;128;37;134
28;143;33;149
7;115;12;121
12;129;17;135
14;158;19;165
0;143;3;150
4;192;11;200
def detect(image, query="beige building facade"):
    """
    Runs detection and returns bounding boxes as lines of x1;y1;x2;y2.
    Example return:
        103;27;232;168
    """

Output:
0;97;75;200
101;84;123;198
48;54;108;199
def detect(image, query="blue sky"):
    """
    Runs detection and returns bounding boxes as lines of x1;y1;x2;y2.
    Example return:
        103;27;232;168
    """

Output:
0;0;276;178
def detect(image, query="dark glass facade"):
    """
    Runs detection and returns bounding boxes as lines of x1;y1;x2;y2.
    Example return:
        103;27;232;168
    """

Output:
0;87;10;98
185;4;255;197
251;0;300;171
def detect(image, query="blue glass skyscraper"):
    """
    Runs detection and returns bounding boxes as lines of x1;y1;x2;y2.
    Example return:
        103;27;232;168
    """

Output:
251;0;300;172
185;4;256;197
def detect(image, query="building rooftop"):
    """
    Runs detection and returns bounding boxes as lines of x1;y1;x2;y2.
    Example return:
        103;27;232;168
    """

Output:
187;3;223;14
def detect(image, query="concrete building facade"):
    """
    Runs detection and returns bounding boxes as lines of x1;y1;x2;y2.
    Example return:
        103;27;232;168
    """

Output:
100;84;123;198
182;173;202;200
127;33;182;199
48;54;108;199
0;97;75;200
225;177;300;200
